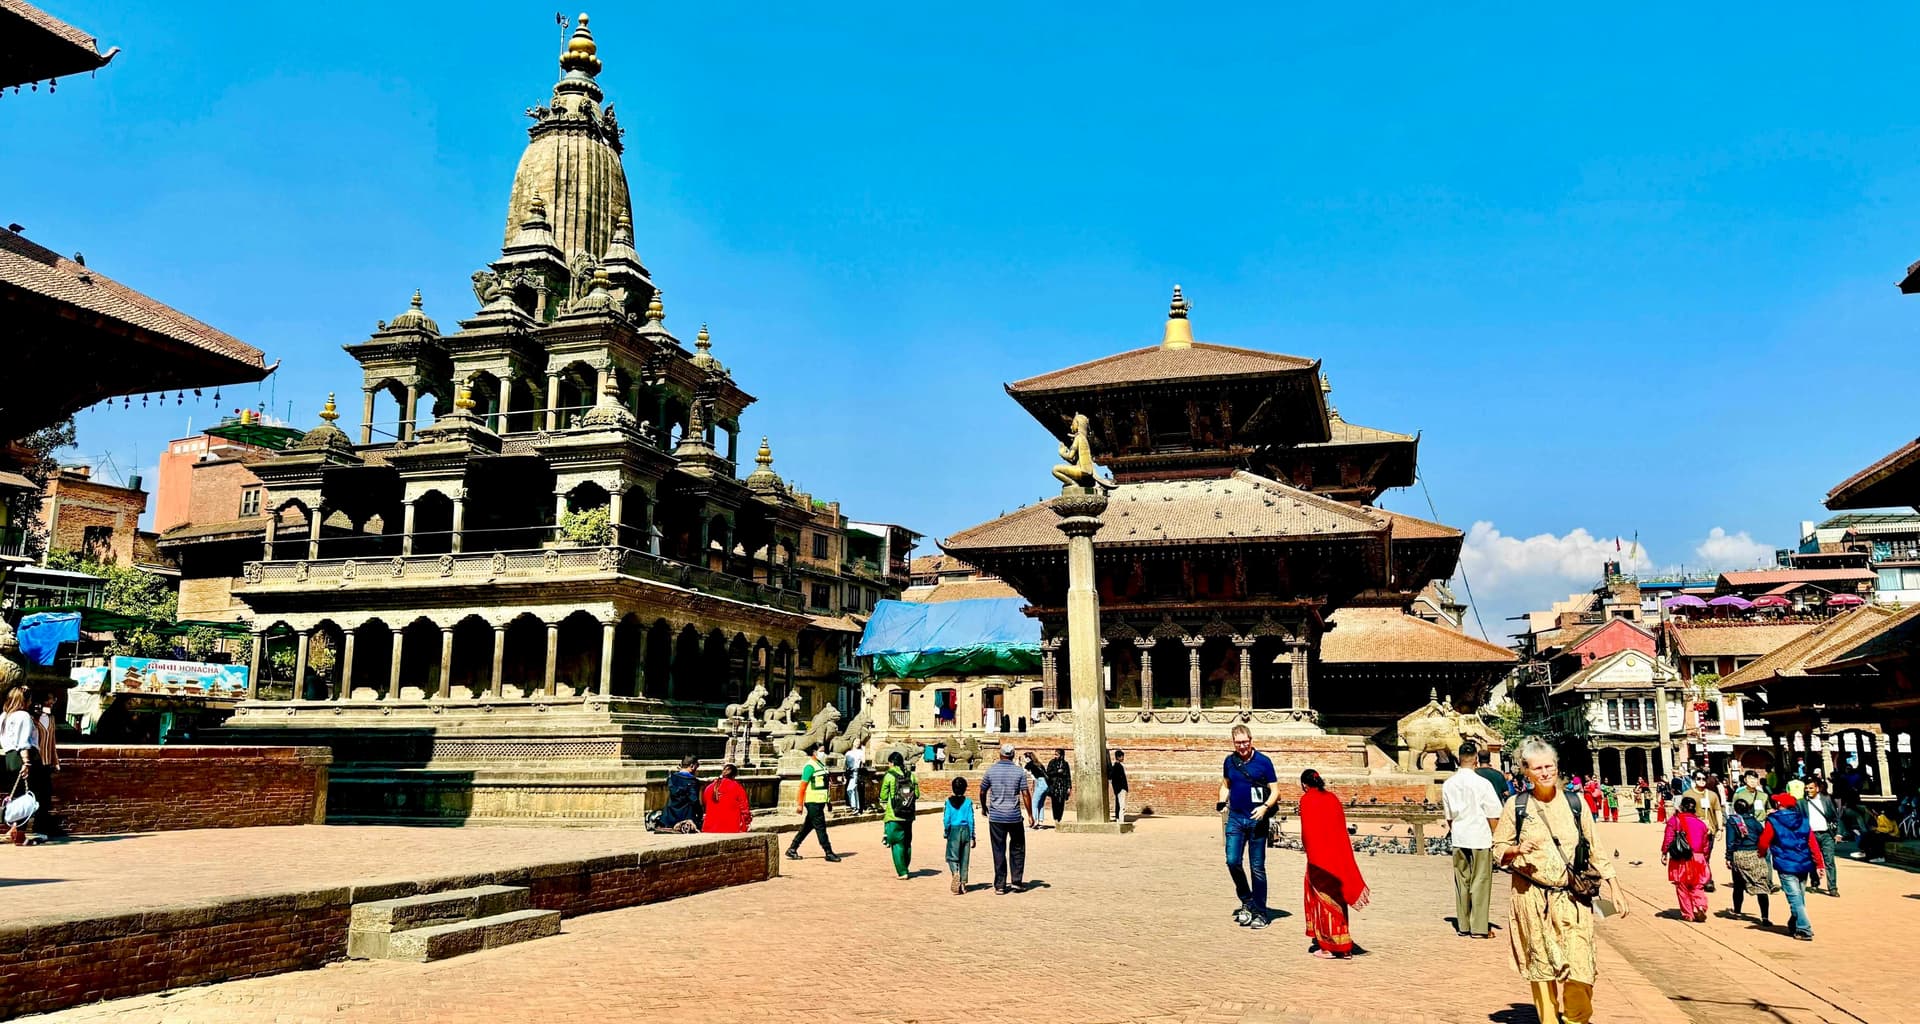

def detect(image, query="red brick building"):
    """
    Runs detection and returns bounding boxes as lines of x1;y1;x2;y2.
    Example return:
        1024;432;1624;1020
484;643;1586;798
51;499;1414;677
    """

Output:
41;466;148;566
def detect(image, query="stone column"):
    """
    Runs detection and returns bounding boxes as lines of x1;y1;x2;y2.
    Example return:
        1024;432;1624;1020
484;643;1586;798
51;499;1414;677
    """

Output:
360;389;375;445
1050;486;1127;833
402;384;419;440
609;487;626;548
401;499;417;556
308;506;326;561
1041;641;1059;711
1185;637;1205;709
262;514;277;561
439;625;455;700
490;624;506;698
247;629;266;699
1233;636;1255;709
1873;730;1892;797
1653;683;1672;780
1133;638;1154;710
545;373;562;430
450;493;467;554
385;630;405;703
292;629;311;701
496;377;514;432
340;629;357;701
598;619;616;697
543;621;560;696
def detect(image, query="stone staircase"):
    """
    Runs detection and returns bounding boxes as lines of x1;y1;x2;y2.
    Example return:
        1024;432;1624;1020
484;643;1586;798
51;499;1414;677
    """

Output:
347;884;560;962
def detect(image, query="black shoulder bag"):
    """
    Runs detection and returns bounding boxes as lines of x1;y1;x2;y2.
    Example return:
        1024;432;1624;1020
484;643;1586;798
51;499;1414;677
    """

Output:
1512;790;1602;904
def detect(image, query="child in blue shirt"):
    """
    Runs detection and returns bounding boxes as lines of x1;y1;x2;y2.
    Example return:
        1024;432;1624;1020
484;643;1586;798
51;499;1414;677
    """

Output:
943;776;977;895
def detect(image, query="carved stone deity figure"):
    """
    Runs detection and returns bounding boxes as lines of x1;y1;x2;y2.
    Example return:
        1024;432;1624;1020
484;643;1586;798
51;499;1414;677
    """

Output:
1051;413;1116;492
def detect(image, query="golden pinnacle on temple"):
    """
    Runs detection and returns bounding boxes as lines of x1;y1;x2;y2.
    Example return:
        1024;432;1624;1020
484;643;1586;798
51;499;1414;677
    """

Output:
646;290;665;323
455;382;477;412
756;436;773;467
409;289;423;310
528;192;548;221
319;392;339;423
696;323;711;350
1161;284;1194;349
560;12;602;77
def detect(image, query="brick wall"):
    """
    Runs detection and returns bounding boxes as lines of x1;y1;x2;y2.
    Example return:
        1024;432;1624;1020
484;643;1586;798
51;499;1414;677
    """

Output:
43;469;149;566
52;745;330;834
185;455;267;526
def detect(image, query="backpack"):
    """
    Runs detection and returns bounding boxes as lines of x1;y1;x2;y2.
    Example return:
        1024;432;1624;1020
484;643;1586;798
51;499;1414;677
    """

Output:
1512;789;1600;903
888;768;917;819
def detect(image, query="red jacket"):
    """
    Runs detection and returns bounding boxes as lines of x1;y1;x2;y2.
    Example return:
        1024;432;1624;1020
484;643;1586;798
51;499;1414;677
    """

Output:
701;777;753;834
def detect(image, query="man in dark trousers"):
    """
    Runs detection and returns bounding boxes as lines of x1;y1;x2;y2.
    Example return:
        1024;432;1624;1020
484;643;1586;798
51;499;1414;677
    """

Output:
978;742;1033;893
786;746;842;862
1109;749;1130;822
1045;748;1072;823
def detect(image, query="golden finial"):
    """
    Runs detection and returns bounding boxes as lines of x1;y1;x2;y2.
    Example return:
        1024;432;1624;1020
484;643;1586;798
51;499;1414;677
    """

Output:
1161;284;1194;349
410;289;423;310
756;436;773;468
645;290;664;323
319;392;340;424
528;192;548;222
591;267;613;293
560;12;603;76
455;382;477;412
1320;372;1331;395
696;323;711;351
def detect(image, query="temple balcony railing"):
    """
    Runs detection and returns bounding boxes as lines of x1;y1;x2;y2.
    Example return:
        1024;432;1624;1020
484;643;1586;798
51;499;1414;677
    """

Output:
238;545;805;613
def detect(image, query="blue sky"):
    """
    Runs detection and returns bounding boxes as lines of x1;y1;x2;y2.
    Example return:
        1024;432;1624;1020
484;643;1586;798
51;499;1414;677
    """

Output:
9;3;1920;637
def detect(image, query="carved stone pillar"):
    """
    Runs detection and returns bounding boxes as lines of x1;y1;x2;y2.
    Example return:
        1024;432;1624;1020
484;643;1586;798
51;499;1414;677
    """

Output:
402;383;419;440
1184;637;1205;709
490;624;506;698
400;499;417;557
262;513;277;561
450;493;466;554
496;376;514;432
608;487;626;548
1041;640;1060;711
340;629;356;701
307;506;325;561
598;619;617;697
1653;683;1672;780
1133;638;1154;710
1233;636;1255;709
1873;729;1892;797
247;629;266;699
544;621;560;696
387;630;405;701
545;372;563;430
292;630;311;701
360;389;375;445
439;625;455;700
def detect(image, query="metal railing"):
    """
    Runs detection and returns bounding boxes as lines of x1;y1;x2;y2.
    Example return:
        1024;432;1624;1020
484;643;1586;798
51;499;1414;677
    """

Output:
0;527;26;558
240;543;804;612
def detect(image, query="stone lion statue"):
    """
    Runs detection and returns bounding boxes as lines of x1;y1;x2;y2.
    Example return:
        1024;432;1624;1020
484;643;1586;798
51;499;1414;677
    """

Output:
724;682;769;723
764;688;803;731
828;703;874;755
1396;692;1499;772
774;705;841;758
0;620;24;694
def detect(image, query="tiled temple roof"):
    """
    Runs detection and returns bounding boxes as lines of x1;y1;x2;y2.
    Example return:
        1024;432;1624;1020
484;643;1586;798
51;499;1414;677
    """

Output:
1718;606;1898;691
1006;342;1316;394
1319;607;1514;665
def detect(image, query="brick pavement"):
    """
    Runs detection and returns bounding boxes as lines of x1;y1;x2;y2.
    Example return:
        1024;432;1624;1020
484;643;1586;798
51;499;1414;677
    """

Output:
1594;818;1909;1024
0;824;705;921
36;817;1703;1024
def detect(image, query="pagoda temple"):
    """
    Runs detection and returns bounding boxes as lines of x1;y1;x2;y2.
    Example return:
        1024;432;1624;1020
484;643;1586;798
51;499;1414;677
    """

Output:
199;15;915;822
937;288;1512;811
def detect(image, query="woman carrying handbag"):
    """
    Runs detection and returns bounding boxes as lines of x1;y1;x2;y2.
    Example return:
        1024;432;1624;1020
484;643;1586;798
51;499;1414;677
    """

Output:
1;688;40;844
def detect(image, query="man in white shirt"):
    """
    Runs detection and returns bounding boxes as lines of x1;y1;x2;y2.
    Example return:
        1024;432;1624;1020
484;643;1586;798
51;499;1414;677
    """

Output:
843;745;865;813
1443;740;1503;938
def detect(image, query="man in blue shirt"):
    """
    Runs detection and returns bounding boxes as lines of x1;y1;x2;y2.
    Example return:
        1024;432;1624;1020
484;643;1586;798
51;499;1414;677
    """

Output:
978;742;1034;894
1218;725;1280;929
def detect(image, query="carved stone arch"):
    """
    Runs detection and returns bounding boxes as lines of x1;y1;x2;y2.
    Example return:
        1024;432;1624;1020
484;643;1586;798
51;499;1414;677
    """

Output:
1101;621;1142;641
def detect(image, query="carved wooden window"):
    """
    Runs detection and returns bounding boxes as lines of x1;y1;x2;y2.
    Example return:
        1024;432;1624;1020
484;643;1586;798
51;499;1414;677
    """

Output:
240;488;262;517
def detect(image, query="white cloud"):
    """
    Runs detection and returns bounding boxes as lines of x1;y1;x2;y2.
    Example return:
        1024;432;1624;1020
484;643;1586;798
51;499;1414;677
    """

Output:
1451;522;1652;641
1693;527;1775;571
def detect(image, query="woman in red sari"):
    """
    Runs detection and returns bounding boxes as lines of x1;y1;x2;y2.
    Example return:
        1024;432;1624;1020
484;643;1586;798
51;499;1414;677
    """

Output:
701;762;753;834
1298;769;1370;959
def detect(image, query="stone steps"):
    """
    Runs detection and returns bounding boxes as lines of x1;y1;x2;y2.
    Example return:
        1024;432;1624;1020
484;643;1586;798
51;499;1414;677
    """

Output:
348;884;559;962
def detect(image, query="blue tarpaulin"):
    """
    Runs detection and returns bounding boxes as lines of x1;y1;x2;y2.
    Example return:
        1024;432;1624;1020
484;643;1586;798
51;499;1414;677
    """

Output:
855;598;1040;679
17;611;82;666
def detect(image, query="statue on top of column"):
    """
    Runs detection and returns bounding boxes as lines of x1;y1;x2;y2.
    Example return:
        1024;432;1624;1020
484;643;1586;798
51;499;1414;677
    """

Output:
1052;413;1116;493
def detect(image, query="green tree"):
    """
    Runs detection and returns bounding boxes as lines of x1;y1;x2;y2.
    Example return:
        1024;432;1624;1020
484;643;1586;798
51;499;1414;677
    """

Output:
5;418;76;558
559;506;612;545
44;550;178;621
180;625;224;663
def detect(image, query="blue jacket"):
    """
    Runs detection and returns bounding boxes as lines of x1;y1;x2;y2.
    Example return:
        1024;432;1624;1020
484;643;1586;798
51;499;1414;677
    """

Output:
942;796;976;835
1766;807;1815;875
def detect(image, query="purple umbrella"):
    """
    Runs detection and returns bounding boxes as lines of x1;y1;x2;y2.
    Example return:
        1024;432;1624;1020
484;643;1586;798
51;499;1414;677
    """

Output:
1708;595;1755;610
1663;595;1709;609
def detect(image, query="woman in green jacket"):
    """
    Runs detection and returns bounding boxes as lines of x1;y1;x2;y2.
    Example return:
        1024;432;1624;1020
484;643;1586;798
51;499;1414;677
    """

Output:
879;751;919;878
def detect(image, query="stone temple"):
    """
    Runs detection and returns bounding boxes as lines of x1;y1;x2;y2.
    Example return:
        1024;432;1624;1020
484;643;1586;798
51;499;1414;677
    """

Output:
207;16;914;821
931;289;1515;814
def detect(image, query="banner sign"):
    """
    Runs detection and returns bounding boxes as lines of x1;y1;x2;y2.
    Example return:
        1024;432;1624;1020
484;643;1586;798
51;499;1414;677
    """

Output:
94;656;249;698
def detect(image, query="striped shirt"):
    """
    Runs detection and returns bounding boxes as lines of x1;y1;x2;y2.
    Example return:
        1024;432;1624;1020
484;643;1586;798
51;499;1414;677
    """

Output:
979;759;1030;823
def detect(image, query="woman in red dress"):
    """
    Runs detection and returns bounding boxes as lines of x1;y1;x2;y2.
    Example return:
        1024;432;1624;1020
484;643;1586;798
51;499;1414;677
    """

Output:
1298;769;1370;959
701;762;753;834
